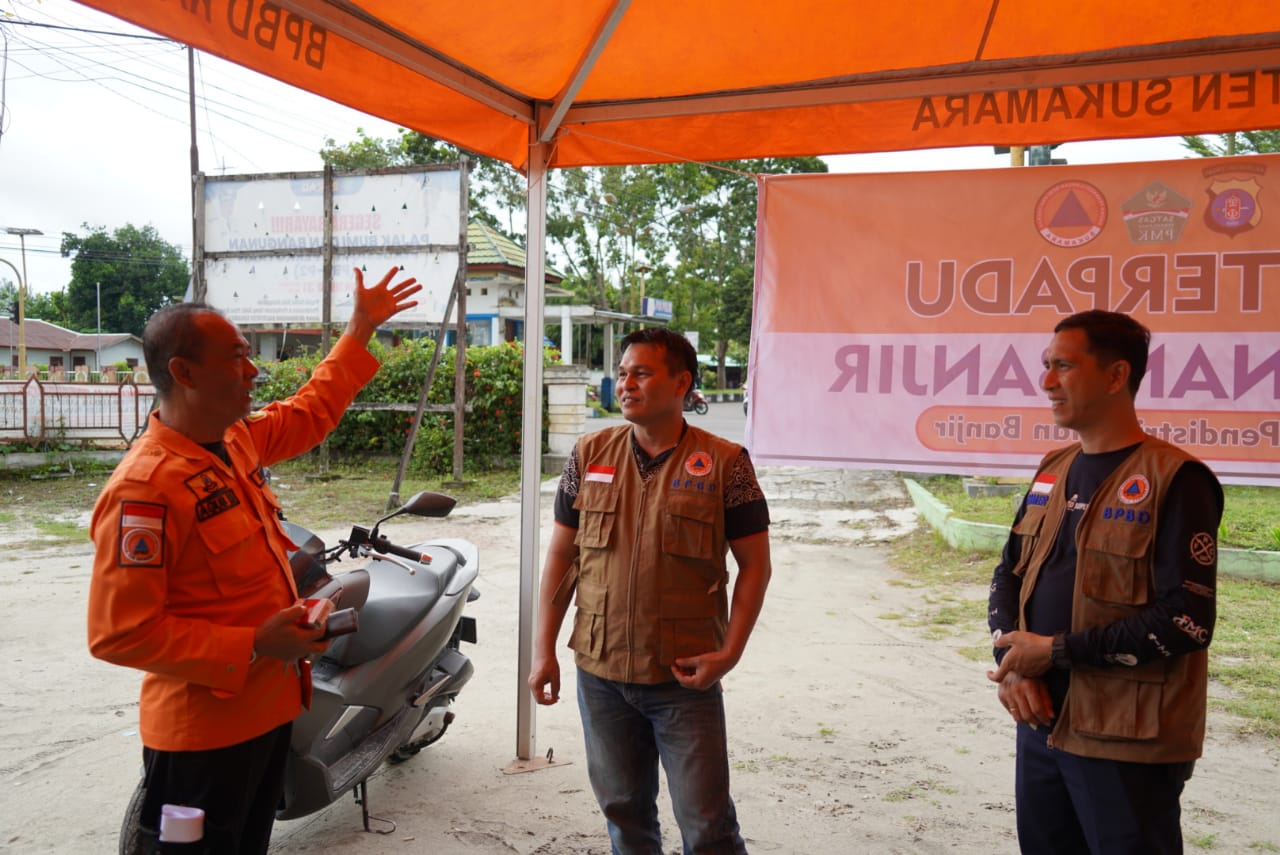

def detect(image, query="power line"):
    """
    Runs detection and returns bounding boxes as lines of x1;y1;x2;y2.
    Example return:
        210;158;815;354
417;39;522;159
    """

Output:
1;6;377;165
1;17;172;42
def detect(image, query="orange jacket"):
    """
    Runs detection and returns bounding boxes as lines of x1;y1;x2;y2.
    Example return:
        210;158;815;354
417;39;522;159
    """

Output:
87;336;378;751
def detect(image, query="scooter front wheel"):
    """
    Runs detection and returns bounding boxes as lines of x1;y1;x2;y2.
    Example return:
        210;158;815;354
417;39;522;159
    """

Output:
693;401;708;415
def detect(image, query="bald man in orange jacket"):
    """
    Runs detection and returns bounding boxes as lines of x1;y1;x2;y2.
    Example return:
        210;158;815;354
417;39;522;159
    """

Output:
88;267;420;854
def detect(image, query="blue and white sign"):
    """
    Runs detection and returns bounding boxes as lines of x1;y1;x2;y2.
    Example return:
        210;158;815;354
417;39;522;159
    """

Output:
642;296;673;320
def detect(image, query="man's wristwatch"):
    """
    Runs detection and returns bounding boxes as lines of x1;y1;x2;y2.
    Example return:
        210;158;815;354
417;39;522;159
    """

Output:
1050;632;1072;670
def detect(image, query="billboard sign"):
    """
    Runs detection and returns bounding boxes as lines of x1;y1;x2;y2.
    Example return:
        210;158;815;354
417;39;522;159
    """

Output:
202;166;462;326
750;156;1280;485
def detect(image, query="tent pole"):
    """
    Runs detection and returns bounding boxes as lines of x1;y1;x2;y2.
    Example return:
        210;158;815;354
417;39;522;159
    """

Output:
515;134;549;762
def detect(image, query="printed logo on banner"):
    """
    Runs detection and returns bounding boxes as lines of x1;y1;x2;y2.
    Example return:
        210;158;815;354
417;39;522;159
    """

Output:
1121;181;1192;244
1034;180;1108;248
1204;177;1262;237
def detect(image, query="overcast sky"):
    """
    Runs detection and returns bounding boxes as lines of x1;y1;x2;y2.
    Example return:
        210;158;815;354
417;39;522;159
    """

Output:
1;1;1192;296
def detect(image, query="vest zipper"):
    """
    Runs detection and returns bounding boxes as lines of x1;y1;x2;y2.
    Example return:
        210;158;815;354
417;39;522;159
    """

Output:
624;476;649;683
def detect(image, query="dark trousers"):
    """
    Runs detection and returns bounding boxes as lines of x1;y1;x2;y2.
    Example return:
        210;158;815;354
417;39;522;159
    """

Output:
1014;722;1192;855
140;723;291;855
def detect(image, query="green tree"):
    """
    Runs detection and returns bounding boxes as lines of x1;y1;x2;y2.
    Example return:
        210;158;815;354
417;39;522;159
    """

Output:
656;157;826;387
23;289;73;327
1181;131;1280;156
60;224;189;336
546;166;665;314
322;127;827;381
544;157;826;385
0;280;16;321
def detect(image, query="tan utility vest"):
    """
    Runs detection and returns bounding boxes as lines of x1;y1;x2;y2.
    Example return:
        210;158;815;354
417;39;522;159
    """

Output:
1012;437;1216;763
569;424;740;684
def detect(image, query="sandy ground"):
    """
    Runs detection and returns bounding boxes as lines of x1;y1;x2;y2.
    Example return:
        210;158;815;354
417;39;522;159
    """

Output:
3;468;1278;854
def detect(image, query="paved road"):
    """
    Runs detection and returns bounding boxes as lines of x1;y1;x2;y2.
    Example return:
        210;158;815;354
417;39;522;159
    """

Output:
586;399;747;444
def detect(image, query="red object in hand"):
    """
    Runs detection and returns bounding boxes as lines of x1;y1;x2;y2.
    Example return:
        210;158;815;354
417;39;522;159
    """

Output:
299;598;334;630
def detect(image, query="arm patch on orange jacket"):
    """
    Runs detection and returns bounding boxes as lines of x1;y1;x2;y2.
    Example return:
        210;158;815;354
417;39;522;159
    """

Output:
119;501;166;567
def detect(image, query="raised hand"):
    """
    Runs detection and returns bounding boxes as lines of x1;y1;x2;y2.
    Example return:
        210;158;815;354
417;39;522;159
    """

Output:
345;266;423;345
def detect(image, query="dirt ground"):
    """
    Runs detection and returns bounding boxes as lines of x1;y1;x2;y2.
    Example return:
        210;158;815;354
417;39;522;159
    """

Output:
2;468;1277;854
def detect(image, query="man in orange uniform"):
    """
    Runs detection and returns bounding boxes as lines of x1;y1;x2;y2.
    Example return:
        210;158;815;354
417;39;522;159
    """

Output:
88;267;420;854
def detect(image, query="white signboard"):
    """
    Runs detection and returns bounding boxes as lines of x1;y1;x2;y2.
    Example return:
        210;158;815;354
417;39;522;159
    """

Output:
202;168;462;326
643;296;673;320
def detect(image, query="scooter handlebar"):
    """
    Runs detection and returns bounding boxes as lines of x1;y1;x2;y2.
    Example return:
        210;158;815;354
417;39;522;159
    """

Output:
371;535;432;566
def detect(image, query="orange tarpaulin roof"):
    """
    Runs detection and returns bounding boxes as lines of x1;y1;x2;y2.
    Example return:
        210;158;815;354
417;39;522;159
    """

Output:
74;1;1280;171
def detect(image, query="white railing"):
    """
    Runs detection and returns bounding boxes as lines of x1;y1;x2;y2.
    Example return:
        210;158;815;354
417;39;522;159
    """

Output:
0;377;157;446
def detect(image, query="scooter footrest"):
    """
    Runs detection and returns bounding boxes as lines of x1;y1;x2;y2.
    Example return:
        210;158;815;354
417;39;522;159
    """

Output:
328;708;415;794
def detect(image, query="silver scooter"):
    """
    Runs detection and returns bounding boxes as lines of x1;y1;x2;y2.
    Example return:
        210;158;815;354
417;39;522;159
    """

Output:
118;491;479;852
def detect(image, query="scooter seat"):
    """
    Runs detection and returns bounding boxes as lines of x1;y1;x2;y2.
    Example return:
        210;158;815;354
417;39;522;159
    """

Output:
309;568;371;612
322;551;454;667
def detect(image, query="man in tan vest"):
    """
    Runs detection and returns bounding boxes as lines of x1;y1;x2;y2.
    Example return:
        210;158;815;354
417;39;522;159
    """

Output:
529;327;771;854
987;310;1222;854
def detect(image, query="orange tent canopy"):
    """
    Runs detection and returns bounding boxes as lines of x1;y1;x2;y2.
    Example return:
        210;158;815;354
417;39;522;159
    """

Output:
75;1;1280;170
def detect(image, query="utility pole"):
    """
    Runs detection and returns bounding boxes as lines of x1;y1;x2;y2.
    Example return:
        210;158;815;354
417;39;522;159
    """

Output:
4;226;43;373
188;47;203;298
96;281;102;374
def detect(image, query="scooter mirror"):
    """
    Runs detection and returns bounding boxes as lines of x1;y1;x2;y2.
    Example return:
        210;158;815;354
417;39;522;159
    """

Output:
378;491;457;526
402;491;457;518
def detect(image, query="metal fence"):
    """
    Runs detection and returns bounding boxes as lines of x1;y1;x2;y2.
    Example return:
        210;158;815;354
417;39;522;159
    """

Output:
0;377;157;446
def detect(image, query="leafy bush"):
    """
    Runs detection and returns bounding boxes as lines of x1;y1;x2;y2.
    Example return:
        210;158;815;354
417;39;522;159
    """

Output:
253;339;550;474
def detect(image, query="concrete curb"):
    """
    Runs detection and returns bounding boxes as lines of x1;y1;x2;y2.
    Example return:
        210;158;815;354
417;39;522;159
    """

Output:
1;450;126;471
903;477;1280;583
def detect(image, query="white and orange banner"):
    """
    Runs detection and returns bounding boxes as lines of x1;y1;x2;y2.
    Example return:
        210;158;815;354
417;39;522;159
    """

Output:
749;155;1280;485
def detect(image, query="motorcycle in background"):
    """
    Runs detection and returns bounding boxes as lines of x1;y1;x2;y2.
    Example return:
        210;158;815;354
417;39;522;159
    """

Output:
683;388;710;415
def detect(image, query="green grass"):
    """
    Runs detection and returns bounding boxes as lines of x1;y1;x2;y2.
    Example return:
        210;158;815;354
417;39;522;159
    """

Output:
34;519;88;544
889;514;1280;742
267;455;523;529
1188;832;1219;850
914;475;1279;550
0;454;525;548
1210;576;1280;739
884;528;995;660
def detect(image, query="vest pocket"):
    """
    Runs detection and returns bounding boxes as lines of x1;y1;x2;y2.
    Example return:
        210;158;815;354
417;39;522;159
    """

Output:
662;494;716;560
574;487;617;550
1011;510;1044;577
658;590;718;664
1080;529;1153;606
1068;665;1165;740
569;578;607;660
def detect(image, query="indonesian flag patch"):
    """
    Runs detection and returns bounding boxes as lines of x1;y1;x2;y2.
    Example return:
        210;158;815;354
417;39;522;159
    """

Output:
119;501;165;567
584;464;616;484
1031;475;1057;495
1027;474;1057;506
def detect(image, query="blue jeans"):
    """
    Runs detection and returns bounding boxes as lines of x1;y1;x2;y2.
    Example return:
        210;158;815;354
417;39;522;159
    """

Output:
576;668;747;855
